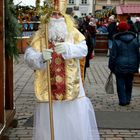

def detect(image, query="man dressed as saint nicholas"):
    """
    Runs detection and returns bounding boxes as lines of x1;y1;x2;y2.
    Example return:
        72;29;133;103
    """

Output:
24;0;100;139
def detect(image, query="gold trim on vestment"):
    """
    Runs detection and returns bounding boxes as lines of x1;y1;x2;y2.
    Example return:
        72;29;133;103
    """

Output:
30;16;85;102
36;96;87;103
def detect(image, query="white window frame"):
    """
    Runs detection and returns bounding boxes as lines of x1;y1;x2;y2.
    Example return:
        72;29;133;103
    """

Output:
81;0;87;4
68;0;75;4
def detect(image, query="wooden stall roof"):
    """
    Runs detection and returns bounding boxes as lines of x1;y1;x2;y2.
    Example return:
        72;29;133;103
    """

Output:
116;5;140;15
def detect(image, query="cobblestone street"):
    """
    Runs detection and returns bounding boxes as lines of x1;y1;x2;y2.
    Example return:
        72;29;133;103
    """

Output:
4;54;140;140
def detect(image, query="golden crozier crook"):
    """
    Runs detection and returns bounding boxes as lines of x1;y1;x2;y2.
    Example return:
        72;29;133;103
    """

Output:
44;0;67;140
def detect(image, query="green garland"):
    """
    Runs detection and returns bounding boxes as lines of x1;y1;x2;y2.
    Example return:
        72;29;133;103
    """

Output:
5;0;21;59
39;0;54;23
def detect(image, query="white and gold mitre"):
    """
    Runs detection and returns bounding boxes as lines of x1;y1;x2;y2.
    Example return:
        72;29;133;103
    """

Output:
45;0;67;14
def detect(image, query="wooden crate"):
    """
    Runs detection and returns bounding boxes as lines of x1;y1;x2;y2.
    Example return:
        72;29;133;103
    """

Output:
95;33;108;54
133;73;140;86
17;37;30;54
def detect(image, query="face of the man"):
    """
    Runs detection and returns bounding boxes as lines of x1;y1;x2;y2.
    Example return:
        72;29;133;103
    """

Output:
48;12;68;42
51;11;63;19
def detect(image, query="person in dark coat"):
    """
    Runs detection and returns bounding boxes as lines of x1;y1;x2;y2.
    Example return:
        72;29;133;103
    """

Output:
107;15;118;56
109;21;140;106
134;17;140;44
127;16;136;33
88;17;97;51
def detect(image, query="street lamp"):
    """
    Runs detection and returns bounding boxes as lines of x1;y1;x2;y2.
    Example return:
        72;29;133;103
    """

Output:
92;0;96;16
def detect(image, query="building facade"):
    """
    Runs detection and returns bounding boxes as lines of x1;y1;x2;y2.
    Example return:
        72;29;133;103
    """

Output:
96;0;140;7
67;0;140;17
67;0;93;16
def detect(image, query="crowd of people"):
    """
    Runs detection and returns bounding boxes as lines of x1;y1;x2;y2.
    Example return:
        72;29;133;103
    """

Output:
17;12;40;31
73;14;140;55
72;14;140;106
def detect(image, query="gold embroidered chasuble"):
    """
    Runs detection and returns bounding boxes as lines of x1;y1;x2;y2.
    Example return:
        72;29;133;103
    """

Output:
30;15;85;102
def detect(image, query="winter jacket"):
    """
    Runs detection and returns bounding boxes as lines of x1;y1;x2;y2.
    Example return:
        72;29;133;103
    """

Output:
109;31;140;74
107;21;118;40
87;24;96;37
134;21;140;33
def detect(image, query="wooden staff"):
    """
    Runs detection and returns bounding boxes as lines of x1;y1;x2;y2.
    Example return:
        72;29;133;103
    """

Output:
45;24;55;140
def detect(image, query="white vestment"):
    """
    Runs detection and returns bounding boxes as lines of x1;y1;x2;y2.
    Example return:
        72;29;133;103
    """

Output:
24;40;100;140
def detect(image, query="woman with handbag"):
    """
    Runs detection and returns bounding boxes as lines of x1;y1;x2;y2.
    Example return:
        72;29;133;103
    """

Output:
109;21;140;106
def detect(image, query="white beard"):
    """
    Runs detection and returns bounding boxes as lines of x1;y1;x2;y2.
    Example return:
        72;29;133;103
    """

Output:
48;17;68;42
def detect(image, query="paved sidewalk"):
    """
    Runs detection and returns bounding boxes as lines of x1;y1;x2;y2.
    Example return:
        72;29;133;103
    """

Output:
4;54;140;140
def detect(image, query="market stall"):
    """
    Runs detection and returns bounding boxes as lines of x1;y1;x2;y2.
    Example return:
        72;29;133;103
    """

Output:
17;21;40;53
116;4;140;21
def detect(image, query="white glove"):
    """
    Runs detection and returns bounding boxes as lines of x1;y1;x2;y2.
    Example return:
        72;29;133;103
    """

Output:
42;49;53;62
54;42;66;54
